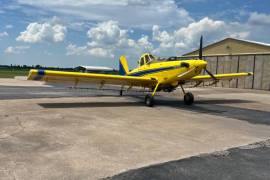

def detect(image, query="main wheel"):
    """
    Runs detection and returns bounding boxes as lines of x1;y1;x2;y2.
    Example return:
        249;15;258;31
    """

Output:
184;92;194;105
145;94;154;107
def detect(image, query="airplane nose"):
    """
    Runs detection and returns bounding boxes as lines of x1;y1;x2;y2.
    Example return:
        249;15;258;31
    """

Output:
198;60;207;68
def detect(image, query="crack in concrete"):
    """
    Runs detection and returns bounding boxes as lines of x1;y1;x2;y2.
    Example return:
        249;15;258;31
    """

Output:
0;117;25;140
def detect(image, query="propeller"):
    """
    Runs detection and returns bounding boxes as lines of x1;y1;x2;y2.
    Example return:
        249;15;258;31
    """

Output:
199;36;203;60
205;68;217;81
198;35;218;82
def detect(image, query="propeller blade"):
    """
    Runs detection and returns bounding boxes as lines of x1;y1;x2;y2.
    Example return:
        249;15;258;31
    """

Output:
204;68;217;81
204;68;219;85
199;35;203;60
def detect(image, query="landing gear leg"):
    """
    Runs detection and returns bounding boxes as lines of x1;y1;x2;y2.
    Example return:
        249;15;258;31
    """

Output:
119;90;123;96
144;83;160;107
119;85;124;96
180;85;194;105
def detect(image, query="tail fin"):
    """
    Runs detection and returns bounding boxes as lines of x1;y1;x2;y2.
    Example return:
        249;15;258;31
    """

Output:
119;55;129;75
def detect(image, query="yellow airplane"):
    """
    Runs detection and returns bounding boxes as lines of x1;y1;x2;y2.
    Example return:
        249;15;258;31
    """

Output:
27;37;252;107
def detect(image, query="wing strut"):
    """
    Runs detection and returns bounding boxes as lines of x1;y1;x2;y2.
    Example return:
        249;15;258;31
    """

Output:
151;82;160;96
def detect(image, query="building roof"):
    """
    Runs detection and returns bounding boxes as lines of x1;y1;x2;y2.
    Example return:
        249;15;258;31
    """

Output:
183;37;270;57
229;38;270;47
76;66;114;71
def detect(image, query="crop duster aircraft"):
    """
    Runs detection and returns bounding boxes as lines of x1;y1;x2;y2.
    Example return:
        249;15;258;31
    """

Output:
28;37;252;107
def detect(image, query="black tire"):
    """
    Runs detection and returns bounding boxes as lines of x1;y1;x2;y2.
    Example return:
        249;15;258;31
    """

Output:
145;94;154;107
120;90;123;96
184;92;194;105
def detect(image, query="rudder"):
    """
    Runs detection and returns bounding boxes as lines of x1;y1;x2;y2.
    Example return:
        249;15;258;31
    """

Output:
119;55;129;75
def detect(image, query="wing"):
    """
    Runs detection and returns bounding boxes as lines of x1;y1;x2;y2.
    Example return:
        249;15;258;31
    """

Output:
189;72;253;82
27;69;157;87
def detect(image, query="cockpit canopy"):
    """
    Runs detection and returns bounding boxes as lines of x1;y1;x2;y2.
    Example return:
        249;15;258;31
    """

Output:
138;53;156;66
138;53;189;67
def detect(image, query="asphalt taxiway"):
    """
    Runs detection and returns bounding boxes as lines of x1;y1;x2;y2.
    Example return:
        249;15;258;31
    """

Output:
0;78;270;180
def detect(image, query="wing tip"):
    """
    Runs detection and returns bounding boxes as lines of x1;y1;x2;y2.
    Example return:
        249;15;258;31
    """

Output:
27;69;36;80
27;69;45;81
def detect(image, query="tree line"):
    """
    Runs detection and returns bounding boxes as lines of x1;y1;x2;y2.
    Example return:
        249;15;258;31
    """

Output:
0;64;74;71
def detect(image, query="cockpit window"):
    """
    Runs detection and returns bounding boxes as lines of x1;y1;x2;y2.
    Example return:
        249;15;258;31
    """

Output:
149;54;155;60
139;54;157;66
145;55;150;64
140;57;144;66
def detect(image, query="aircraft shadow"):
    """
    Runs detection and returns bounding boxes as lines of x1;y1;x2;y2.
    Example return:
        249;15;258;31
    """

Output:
39;97;270;126
156;99;270;126
39;101;143;108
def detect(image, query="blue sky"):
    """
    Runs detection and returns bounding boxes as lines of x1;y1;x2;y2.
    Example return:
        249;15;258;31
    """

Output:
0;0;270;68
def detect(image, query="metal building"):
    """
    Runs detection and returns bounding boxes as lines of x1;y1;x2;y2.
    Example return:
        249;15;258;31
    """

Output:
75;66;114;73
183;38;270;90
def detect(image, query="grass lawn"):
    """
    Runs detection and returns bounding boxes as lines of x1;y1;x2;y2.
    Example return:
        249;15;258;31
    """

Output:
0;68;30;78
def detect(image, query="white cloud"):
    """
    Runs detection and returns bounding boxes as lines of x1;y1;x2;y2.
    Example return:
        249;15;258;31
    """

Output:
16;0;193;29
152;17;225;55
66;44;114;58
67;20;154;59
4;46;30;54
152;17;253;55
88;48;114;58
174;17;225;48
87;20;126;45
153;25;174;49
44;50;52;56
0;31;9;38
16;22;67;43
66;12;270;65
18;0;128;6
88;21;154;50
230;30;250;39
248;12;270;26
244;12;270;42
67;17;249;59
137;36;153;51
66;44;87;56
5;25;13;29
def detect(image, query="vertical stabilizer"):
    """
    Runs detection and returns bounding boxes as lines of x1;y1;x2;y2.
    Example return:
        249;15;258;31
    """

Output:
119;56;129;75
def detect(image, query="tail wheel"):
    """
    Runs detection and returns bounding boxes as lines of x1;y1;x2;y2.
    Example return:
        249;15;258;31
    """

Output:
184;92;194;105
145;94;154;107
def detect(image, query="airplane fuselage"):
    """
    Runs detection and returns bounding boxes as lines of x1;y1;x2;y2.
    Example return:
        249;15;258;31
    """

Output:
127;59;207;89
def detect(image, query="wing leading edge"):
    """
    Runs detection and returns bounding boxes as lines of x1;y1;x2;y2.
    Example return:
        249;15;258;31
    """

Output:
27;69;157;87
190;72;253;81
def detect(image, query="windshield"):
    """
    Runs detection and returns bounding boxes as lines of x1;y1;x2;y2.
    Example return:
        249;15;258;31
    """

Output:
145;55;150;64
139;57;144;66
149;54;155;62
138;54;159;66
